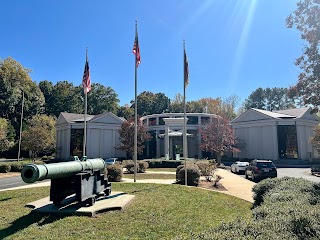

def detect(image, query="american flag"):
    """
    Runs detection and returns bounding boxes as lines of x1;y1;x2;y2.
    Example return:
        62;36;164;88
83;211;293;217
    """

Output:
82;51;91;94
184;47;189;88
133;29;141;67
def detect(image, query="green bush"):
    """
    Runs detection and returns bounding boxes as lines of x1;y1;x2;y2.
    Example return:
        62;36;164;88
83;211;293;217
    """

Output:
252;177;282;206
9;162;24;172
176;163;200;186
106;164;123;182
195;160;216;176
188;177;320;239
138;161;149;173
123;160;135;173
0;163;11;173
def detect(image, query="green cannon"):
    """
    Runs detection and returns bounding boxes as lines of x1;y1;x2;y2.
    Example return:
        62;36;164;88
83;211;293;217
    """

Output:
21;157;111;206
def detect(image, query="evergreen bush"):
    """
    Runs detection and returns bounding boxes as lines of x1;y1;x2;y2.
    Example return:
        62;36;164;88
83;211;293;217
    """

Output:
9;162;24;172
138;161;149;173
106;164;123;182
0;163;11;173
176;163;200;186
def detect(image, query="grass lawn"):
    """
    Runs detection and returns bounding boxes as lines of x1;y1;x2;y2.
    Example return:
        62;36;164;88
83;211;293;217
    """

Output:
0;183;252;239
123;173;176;179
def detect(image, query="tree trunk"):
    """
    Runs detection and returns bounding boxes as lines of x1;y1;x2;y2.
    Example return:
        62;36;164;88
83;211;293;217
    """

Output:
216;151;223;165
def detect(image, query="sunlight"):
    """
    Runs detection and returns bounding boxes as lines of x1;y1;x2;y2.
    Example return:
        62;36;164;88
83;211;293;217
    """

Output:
229;0;258;91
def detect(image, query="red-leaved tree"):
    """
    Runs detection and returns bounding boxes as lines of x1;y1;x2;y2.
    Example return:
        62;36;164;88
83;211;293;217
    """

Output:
117;118;151;158
199;117;239;164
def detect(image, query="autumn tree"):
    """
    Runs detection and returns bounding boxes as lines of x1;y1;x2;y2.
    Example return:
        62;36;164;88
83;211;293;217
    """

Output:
199;117;239;164
21;115;56;157
287;0;320;111
117;118;151;158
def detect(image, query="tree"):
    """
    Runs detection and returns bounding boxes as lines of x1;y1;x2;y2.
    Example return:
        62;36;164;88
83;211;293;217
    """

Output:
117;118;151;158
287;0;320;112
244;87;295;111
132;91;170;116
0;118;14;152
21;115;56;157
87;83;120;115
168;93;184;113
310;125;320;153
244;87;266;110
48;81;83;117
117;104;134;120
0;57;45;136
39;80;54;115
199;117;239;164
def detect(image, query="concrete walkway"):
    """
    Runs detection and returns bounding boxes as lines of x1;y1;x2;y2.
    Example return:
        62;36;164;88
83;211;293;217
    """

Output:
123;169;255;203
0;169;255;203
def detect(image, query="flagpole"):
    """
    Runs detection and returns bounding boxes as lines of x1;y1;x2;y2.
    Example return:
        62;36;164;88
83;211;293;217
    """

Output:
133;21;138;182
183;40;188;186
83;47;88;158
17;90;24;161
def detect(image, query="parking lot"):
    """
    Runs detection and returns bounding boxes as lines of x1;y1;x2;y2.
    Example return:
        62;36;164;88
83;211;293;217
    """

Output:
232;167;320;183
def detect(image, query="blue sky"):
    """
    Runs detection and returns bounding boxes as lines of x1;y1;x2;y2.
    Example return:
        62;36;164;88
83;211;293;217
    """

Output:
1;0;302;107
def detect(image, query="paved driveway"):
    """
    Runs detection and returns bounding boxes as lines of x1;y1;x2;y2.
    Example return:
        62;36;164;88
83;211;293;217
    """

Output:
236;167;320;183
277;168;320;183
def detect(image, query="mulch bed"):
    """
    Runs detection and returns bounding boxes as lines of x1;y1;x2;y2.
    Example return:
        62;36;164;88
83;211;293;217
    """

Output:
198;180;227;191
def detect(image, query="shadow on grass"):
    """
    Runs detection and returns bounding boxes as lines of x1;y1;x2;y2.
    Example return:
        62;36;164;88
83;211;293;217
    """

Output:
0;213;62;239
0;197;12;202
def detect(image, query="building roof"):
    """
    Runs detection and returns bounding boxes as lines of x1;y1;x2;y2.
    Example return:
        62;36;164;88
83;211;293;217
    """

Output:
252;108;295;119
273;107;310;118
231;107;318;124
60;112;95;123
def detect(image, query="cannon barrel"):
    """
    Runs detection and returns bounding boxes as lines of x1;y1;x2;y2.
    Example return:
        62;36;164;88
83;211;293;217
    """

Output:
21;158;105;183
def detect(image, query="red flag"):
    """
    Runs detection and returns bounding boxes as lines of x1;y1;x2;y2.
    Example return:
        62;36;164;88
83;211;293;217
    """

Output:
82;51;91;94
133;27;141;67
184;47;189;88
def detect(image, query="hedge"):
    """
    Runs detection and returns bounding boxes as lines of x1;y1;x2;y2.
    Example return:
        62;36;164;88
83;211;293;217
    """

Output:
181;177;320;239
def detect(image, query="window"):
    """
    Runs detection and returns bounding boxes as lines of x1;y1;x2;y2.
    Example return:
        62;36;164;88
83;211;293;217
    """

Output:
148;118;157;126
201;117;210;124
188;116;198;125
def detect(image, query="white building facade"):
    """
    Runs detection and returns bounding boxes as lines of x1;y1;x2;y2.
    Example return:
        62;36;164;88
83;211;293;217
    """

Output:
231;107;319;161
140;113;220;159
56;112;126;160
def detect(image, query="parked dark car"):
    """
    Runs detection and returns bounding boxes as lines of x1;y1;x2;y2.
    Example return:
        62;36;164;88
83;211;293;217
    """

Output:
245;159;277;182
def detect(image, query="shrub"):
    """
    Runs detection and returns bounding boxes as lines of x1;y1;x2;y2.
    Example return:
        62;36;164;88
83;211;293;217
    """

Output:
9;162;24;172
138;161;149;173
0;163;11;173
195;160;216;181
176;163;200;186
106;164;123;182
123;160;135;173
252;177;282;206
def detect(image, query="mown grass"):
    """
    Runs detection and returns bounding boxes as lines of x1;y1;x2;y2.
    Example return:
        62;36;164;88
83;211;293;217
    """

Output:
123;173;175;179
0;183;252;240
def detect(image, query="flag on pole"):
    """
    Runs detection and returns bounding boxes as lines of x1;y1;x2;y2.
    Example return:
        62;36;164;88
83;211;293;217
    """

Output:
184;47;189;88
82;51;91;94
132;27;141;67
